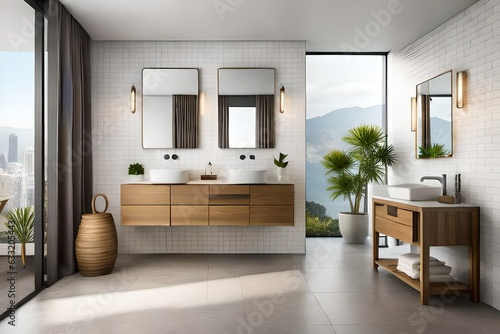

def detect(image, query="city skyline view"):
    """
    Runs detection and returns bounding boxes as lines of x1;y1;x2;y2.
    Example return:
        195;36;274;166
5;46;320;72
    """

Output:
0;50;35;212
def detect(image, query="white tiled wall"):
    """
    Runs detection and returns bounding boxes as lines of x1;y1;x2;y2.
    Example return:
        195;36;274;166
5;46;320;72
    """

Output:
91;41;306;254
389;0;500;310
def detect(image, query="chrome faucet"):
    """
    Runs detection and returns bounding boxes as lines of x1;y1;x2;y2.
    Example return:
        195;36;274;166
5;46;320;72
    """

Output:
420;174;447;195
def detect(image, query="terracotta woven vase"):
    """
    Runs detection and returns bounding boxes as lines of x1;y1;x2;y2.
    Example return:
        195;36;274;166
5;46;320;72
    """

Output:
76;193;118;277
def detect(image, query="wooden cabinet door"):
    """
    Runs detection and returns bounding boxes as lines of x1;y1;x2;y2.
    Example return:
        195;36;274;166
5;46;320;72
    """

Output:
121;206;170;226
250;206;294;226
171;185;209;205
170;185;209;225
121;184;170;205
171;205;209;226
249;185;294;226
120;184;171;226
210;206;249;226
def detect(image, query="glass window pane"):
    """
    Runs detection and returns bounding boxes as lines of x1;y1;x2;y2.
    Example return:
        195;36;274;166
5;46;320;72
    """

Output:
306;54;386;236
0;0;36;311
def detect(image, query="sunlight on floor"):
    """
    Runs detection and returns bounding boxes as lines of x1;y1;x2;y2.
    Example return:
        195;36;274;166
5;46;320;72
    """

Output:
37;269;306;327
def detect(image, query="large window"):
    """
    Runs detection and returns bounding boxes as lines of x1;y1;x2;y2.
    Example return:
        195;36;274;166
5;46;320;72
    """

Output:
306;54;386;236
1;0;44;320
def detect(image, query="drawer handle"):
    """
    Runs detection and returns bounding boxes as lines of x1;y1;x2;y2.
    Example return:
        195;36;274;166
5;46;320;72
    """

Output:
387;205;398;217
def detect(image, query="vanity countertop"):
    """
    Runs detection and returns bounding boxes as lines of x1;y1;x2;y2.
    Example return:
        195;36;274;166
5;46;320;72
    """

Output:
372;195;477;208
123;180;293;185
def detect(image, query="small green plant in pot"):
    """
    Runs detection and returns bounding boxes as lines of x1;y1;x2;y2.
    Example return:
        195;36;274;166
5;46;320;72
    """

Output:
274;152;289;181
322;125;397;243
5;206;34;267
128;162;145;182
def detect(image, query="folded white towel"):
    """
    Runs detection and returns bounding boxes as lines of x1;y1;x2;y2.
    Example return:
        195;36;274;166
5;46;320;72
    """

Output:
397;263;452;279
398;253;441;266
398;260;446;271
396;265;418;279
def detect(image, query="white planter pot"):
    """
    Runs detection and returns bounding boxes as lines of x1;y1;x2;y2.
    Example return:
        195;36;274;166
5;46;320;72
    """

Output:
276;167;287;182
338;212;369;244
126;174;144;183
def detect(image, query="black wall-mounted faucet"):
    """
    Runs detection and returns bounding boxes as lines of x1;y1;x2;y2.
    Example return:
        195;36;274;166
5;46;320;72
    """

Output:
240;155;246;160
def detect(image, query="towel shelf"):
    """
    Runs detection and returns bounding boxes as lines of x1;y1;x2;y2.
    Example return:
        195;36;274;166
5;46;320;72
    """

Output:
375;259;472;295
372;197;480;305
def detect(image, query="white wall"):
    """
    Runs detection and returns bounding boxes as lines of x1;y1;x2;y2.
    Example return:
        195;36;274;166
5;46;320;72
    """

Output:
91;41;306;254
389;0;500;310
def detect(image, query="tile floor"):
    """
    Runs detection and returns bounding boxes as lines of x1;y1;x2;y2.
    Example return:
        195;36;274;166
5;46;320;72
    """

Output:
1;238;500;334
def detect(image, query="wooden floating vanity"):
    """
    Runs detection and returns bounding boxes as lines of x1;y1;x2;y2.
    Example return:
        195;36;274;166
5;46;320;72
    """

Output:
372;197;480;305
121;184;294;226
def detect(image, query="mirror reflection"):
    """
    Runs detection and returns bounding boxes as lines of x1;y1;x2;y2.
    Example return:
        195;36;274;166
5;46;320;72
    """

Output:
218;68;276;148
229;107;256;148
142;68;198;148
416;71;453;158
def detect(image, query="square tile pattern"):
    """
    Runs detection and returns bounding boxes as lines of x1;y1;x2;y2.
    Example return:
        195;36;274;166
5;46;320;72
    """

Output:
91;40;306;255
389;0;500;310
2;238;499;333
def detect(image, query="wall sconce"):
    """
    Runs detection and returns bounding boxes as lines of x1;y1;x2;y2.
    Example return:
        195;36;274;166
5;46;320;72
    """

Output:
456;71;464;108
130;84;136;113
411;97;417;132
280;85;285;113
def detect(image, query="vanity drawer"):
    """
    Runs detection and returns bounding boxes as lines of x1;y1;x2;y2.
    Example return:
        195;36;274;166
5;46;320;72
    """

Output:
375;204;414;227
171;205;208;225
250;206;294;226
121;206;170;226
171;185;209;205
210;206;249;226
375;216;416;244
250;185;294;206
209;185;250;205
121;184;170;205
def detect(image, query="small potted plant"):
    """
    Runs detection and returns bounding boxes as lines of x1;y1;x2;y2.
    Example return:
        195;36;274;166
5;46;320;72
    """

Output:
127;162;145;182
273;152;289;181
5;206;34;267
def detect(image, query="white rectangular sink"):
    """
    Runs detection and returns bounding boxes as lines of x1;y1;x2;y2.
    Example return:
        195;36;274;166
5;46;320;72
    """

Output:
150;169;189;184
387;183;441;201
227;169;267;184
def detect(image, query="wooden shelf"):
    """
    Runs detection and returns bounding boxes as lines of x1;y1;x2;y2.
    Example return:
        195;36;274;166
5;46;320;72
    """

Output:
376;258;472;295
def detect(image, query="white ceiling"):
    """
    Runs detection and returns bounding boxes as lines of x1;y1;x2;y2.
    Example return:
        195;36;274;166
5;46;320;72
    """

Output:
59;0;478;52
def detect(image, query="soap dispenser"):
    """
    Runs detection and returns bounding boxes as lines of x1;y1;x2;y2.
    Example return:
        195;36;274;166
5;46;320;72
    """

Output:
201;161;217;180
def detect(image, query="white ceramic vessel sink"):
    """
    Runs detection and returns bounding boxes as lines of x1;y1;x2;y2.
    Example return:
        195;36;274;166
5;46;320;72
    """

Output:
387;183;441;201
227;169;267;184
150;169;189;184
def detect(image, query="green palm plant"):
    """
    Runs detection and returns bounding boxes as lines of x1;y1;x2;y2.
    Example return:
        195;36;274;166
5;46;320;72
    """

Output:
418;143;451;158
322;125;397;214
5;206;34;267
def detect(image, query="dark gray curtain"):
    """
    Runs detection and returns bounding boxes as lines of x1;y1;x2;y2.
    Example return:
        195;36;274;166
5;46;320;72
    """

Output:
421;94;431;148
256;95;275;148
173;95;198;148
47;2;92;285
218;95;230;148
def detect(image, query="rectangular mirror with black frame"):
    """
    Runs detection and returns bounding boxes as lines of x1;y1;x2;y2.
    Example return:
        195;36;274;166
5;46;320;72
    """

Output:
218;68;276;148
142;68;199;148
